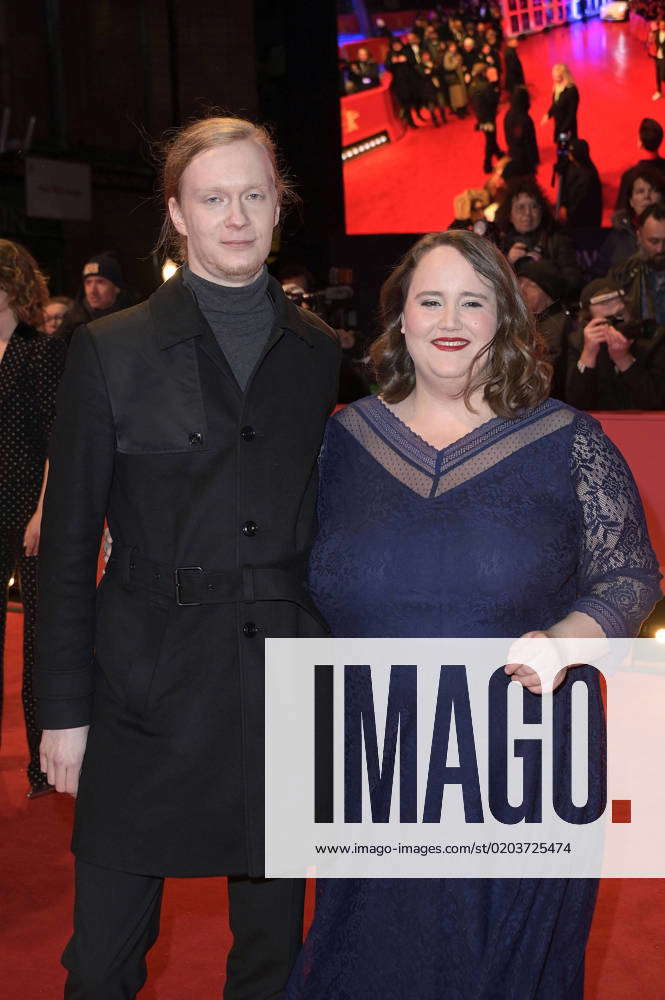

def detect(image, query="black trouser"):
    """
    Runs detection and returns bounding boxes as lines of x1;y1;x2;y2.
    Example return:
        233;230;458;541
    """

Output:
0;526;46;789
656;57;665;91
63;860;305;999
482;124;502;170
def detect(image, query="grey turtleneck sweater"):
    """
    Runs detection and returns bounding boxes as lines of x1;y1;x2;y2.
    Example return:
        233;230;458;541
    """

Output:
182;264;274;390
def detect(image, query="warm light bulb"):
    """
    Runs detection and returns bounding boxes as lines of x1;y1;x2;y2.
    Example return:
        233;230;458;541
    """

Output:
655;629;665;645
161;259;177;283
8;576;14;587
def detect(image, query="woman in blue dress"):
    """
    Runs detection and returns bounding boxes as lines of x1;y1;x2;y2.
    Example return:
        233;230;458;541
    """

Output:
287;230;661;999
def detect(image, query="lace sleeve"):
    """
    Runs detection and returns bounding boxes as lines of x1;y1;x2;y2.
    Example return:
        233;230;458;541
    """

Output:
570;414;662;637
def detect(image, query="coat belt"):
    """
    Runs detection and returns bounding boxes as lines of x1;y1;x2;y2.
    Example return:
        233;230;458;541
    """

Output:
106;546;310;609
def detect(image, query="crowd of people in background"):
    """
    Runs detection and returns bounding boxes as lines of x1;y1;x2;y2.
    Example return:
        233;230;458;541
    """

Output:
3;6;665;804
339;6;665;412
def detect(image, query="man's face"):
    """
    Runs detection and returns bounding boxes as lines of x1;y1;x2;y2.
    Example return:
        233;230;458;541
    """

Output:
84;276;119;310
357;47;369;61
169;139;280;287
637;216;665;266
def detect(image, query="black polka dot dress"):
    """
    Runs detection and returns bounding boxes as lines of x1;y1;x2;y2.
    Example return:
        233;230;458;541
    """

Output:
0;323;66;791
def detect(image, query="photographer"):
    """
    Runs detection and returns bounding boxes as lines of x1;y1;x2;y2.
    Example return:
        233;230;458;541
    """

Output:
495;176;583;299
566;275;665;410
279;265;369;403
515;258;572;399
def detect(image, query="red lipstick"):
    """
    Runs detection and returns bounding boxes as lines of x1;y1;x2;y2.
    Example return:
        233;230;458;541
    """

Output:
432;338;469;351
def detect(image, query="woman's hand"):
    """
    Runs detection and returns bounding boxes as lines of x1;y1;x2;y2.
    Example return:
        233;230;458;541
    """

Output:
23;507;43;557
504;630;569;695
540;113;549;126
507;241;529;264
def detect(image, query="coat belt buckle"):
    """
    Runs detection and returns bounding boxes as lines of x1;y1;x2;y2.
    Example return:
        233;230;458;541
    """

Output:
174;566;203;606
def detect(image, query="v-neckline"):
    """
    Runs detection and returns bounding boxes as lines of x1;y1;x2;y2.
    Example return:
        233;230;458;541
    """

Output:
336;395;570;501
374;395;507;460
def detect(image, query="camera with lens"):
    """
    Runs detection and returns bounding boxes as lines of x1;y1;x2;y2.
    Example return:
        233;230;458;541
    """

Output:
606;314;656;341
282;270;358;333
553;130;572;178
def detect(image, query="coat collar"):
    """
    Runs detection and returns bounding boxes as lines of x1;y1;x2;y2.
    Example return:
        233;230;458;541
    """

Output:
151;267;318;350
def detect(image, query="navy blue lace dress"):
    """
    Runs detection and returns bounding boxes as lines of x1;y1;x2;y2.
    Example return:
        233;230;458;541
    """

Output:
287;395;661;1000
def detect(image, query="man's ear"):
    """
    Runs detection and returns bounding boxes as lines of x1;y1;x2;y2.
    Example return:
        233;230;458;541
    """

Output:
168;196;188;237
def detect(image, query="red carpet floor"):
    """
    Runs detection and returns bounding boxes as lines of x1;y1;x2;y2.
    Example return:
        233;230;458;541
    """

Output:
1;610;665;996
344;17;658;234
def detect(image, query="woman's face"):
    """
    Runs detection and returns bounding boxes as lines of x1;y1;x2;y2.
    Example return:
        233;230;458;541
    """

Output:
43;301;69;334
552;66;563;84
402;246;498;389
510;193;542;234
630;178;661;217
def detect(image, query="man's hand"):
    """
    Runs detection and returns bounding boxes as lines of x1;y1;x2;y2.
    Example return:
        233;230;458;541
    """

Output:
40;726;90;796
23;508;43;557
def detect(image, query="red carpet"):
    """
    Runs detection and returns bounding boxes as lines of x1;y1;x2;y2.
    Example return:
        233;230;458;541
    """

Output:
344;17;657;234
1;609;664;996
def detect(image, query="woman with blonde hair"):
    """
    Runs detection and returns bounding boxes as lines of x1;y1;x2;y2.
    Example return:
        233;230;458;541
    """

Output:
0;239;65;796
541;62;579;144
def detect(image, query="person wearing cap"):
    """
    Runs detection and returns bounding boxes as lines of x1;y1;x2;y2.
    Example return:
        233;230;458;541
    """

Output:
566;275;665;410
57;252;138;347
515;258;572;398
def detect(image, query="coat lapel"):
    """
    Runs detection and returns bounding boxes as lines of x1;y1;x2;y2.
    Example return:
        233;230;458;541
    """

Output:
148;268;325;403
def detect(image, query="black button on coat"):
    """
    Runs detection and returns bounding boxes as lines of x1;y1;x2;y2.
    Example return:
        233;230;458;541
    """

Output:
36;271;340;877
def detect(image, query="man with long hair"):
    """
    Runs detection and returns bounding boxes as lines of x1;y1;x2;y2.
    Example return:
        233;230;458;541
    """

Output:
36;116;340;999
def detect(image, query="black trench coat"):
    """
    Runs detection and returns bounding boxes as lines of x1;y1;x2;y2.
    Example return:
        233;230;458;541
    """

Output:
36;270;340;877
